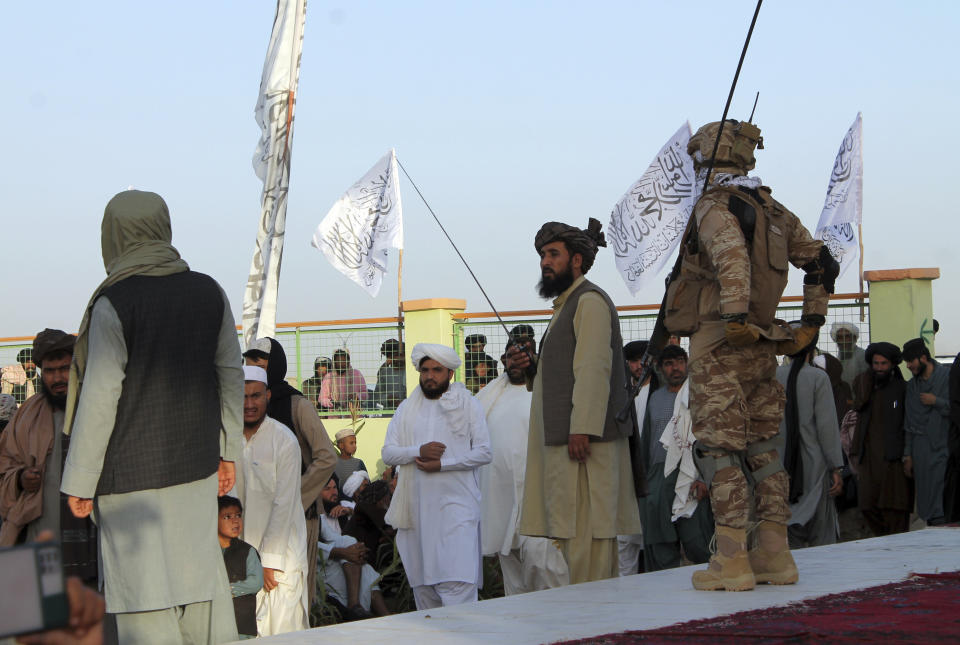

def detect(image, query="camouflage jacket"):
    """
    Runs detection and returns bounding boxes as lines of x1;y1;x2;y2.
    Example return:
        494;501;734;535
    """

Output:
687;184;828;359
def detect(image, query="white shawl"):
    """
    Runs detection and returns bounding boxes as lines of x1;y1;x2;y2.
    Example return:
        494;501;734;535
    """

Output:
660;380;700;521
384;381;472;529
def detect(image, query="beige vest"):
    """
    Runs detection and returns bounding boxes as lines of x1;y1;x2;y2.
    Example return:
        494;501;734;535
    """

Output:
665;185;792;337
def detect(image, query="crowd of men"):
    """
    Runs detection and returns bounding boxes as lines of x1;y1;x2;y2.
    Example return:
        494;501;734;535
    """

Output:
2;120;960;644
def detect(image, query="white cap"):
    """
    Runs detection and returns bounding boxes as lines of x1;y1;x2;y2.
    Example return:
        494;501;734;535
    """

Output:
243;365;268;385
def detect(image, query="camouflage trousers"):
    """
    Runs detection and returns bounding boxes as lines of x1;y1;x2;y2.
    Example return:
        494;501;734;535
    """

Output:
689;340;790;529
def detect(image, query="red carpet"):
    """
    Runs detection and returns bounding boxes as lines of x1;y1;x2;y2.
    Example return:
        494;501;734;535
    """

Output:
555;572;960;644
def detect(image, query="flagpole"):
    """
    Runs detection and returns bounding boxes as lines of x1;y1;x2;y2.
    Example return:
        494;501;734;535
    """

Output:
397;249;404;347
858;222;865;322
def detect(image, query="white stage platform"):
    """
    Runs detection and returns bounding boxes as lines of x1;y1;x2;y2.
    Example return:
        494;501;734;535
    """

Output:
251;527;960;644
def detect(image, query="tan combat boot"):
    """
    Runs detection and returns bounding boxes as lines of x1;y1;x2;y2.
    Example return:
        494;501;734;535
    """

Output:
691;525;755;591
749;520;798;585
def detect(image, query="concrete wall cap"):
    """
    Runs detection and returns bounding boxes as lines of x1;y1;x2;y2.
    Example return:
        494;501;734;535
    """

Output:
864;268;940;282
401;298;467;312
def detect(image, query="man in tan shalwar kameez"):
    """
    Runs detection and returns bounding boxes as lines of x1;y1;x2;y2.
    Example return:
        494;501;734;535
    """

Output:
508;219;641;585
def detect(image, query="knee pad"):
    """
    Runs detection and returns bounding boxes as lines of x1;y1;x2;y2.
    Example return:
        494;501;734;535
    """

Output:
745;438;786;484
693;442;744;487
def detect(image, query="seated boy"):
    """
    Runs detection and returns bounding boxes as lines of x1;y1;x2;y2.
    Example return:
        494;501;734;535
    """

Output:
218;495;264;640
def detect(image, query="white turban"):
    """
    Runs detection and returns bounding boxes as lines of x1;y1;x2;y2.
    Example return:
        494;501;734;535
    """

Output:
410;343;461;371
243;365;268;385
343;470;369;498
830;322;859;342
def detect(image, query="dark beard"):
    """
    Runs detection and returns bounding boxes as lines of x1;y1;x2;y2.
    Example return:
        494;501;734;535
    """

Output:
421;378;450;400
40;381;67;409
25;368;37;380
322;498;339;514
537;267;575;299
873;369;892;387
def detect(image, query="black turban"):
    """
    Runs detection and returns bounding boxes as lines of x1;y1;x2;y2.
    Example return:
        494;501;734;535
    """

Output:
534;218;607;274
623;340;648;361
865;342;901;366
509;324;535;340
32;329;76;365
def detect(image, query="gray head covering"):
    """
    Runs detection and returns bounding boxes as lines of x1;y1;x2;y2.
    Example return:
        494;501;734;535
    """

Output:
534;218;607;274
0;394;17;421
64;190;190;436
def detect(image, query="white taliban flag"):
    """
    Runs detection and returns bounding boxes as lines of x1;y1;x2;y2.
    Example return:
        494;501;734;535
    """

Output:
312;150;403;297
815;113;863;279
608;122;697;295
242;0;307;347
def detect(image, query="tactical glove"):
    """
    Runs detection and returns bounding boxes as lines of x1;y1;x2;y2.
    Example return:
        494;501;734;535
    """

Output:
776;324;820;356
725;319;760;347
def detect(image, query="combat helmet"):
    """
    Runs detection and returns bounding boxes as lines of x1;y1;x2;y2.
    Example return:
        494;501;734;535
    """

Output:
687;119;763;175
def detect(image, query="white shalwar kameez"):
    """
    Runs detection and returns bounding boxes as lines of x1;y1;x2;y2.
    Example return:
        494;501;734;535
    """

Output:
382;382;492;609
477;374;569;594
232;416;308;637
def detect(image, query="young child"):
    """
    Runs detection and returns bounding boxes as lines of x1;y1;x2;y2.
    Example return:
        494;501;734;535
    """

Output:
218;495;263;640
333;428;367;498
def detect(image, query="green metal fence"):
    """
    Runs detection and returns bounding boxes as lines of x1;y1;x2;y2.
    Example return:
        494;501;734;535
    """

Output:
451;297;871;376
240;324;405;419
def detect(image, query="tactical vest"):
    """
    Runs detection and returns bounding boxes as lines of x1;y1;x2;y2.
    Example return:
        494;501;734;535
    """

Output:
97;271;224;495
223;538;258;637
539;279;632;445
664;185;790;336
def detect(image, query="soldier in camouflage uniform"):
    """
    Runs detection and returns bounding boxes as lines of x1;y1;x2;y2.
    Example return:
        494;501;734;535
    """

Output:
665;120;839;591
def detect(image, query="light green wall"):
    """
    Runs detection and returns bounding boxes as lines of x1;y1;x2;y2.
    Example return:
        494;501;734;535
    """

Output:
868;275;937;376
324;416;391;478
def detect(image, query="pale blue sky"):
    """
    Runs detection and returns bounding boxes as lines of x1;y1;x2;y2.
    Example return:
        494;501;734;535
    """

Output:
3;2;959;351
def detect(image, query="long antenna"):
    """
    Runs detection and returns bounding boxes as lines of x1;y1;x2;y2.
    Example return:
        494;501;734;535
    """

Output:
396;158;512;337
617;0;765;424
700;0;764;195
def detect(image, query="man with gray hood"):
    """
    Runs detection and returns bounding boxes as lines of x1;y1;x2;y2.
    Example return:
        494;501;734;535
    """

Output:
61;190;243;643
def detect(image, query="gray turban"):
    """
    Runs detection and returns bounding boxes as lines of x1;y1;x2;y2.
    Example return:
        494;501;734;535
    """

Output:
534;218;607;274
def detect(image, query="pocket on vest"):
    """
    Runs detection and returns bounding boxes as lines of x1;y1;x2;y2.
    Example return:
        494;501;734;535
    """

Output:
664;257;709;336
766;223;788;271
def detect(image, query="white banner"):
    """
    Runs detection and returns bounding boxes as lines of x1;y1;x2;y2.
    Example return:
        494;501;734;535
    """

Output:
242;0;307;347
815;113;863;279
608;123;697;295
312;150;403;297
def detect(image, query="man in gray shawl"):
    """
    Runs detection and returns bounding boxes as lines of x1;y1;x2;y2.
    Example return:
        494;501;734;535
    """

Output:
775;328;844;548
902;338;951;525
61;190;243;643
